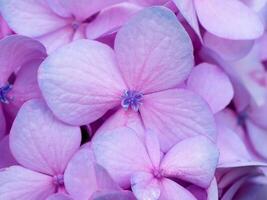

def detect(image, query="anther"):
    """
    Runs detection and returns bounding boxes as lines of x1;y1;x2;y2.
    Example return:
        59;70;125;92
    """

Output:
121;90;143;112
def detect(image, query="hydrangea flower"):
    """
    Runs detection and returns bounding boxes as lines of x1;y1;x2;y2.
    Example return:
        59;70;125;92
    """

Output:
92;127;219;199
0;0;141;52
38;6;216;151
0;99;81;199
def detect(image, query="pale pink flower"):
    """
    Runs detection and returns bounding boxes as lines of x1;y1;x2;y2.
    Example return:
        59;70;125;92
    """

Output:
38;6;216;151
92;127;219;199
0;99;81;199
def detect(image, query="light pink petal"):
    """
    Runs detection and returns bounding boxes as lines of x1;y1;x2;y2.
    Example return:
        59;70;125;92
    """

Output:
129;0;168;6
0;0;68;37
38;26;74;53
38;40;126;125
259;32;267;61
187;63;234;113
160;178;197;200
10;99;81;175
246;120;267;160
49;0;124;22
194;0;264;39
0;105;6;140
172;0;202;40
145;130;161;168
0;136;17;168
204;32;254;61
46;193;74;200
65;147;120;200
248;101;267;129
140;89;216;152
96;109;144;141
92;127;152;188
207;178;218;200
91;191;136;200
131;172;161;200
0;15;12;38
0;35;46;85
4;60;42;120
115;6;193;93
86;3;141;39
160;136;219;188
241;0;267;11
0;166;54;200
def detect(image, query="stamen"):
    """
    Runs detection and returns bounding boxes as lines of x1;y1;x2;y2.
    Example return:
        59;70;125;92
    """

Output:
121;90;143;112
53;174;64;187
0;84;12;104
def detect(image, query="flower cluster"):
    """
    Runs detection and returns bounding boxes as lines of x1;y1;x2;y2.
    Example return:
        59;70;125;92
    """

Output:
0;0;266;200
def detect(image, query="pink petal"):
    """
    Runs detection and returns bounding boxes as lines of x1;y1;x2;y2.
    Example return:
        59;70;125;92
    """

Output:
91;191;136;200
145;130;161;168
38;26;74;53
187;63;234;113
140;89;216;152
194;0;264;39
4;60;42;120
92;127;152;188
215;111;266;167
0;105;6;140
0;0;68;37
131;172;161;200
248;101;267;129
65;148;120;200
0;35;46;85
246;120;267;160
172;0;202;40
129;0;168;6
48;0;125;22
46;193;74;200
203;32;254;61
86;3;141;39
115;6;193;93
241;0;267;11
0;136;17;168
10;99;81;175
38;40;126;125
0;166;54;200
207;178;218;200
97;109;144;141
160;178;197;200
160;136;219;188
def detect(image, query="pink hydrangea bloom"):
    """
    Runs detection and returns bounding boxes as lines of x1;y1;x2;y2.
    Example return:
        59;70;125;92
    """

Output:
92;127;219;199
38;6;216;151
0;0;141;53
0;99;81;199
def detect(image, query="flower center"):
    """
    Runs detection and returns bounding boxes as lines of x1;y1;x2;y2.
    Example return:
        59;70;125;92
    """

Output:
53;174;64;187
0;84;12;104
121;90;143;112
153;169;164;180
